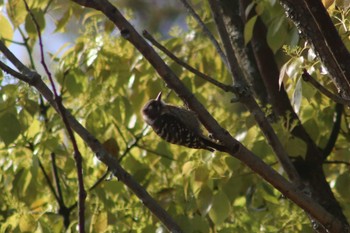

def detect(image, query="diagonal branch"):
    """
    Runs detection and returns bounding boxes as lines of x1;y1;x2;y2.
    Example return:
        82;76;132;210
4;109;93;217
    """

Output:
38;158;60;203
302;69;350;106
143;30;232;92
51;153;64;204
49;152;71;228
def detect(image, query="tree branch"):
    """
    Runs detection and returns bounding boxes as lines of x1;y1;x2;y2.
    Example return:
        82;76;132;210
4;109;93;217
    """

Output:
38;158;60;203
50;152;71;228
142;30;233;92
38;155;71;228
322;104;343;160
302;69;350;106
324;160;350;167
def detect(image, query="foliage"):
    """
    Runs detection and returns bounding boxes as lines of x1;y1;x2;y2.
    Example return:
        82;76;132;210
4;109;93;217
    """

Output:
0;0;349;232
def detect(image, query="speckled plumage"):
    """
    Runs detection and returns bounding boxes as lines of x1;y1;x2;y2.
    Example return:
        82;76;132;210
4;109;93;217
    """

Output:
141;92;226;152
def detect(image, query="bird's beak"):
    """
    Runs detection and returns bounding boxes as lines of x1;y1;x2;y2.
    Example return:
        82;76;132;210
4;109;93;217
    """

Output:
156;92;162;101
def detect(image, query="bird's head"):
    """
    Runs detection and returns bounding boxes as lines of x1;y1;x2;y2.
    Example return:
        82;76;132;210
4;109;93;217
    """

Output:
142;92;164;124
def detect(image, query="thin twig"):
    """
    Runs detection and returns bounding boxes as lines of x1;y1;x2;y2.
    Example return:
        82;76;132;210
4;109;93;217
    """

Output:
113;122;129;146
322;104;343;160
143;30;233;92
1;38;26;46
23;1;86;231
38;158;60;203
18;27;36;69
324;160;350;166
137;145;175;161
302;69;350;106
43;0;54;13
51;152;64;204
23;0;57;95
25;139;71;228
177;0;228;66
88;169;110;191
118;128;148;163
49;152;71;228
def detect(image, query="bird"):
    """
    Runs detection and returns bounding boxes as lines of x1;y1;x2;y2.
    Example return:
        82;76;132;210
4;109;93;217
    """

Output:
141;92;227;152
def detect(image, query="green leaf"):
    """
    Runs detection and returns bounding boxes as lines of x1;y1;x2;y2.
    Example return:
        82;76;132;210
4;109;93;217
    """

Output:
55;8;72;32
302;78;317;102
244;15;257;45
191;215;210;233
285;136;307;157
65;71;84;97
91;211;108;233
335;173;350;202
86;109;107;136
6;0;27;27
196;185;213;216
194;165;209;183
25;8;45;36
267;17;288;53
19;213;37;232
13;169;32;197
103;137;120;158
0;14;14;44
0;112;21;146
182;161;195;177
209;191;231;225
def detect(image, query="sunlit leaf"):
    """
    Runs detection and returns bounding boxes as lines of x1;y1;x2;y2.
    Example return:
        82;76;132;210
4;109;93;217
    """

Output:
65;71;84;97
209;191;231;225
279;62;289;90
55;8;72;33
6;0;27;27
19;214;37;232
91;211;108;233
196;185;213;216
292;77;302;113
194;165;209;183
0;14;13;45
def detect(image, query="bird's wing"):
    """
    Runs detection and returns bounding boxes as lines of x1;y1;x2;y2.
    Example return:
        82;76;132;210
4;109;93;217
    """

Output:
163;105;203;135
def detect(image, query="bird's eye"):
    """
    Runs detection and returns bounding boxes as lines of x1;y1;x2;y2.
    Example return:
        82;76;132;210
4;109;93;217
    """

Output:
148;105;153;110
